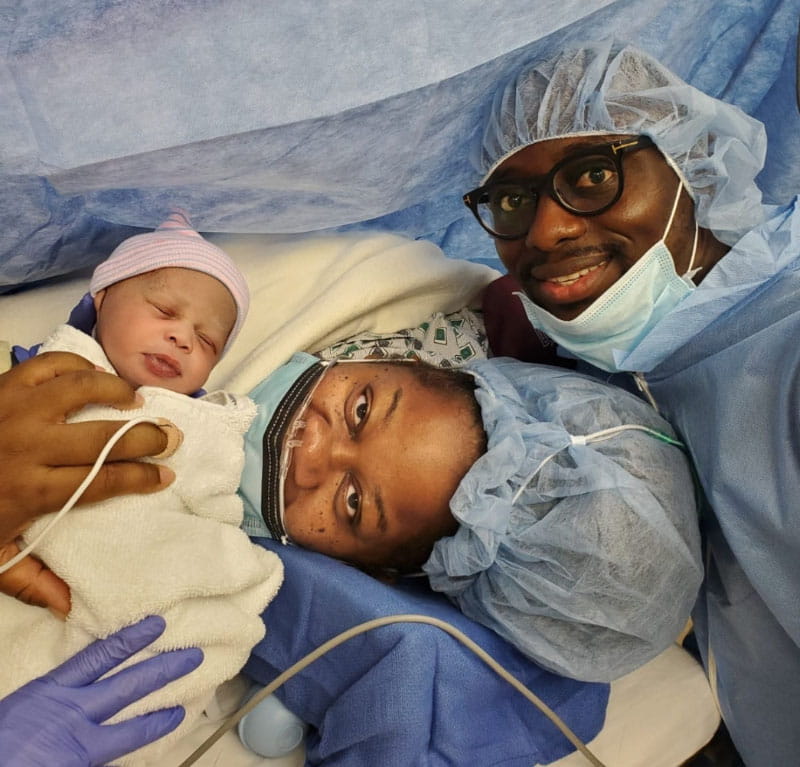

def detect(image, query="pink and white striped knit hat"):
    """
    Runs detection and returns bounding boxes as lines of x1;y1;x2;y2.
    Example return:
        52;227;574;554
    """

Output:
90;211;249;354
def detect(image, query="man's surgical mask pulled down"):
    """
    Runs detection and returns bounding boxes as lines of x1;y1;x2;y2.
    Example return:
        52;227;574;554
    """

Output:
517;181;699;373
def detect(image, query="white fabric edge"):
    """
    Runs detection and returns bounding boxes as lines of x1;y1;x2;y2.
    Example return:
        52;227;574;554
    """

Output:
540;644;719;767
204;231;500;394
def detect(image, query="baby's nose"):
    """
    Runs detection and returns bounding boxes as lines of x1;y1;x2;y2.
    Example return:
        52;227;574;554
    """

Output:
167;324;193;351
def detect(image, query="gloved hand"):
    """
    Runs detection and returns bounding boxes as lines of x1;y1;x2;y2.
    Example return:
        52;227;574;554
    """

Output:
0;615;203;766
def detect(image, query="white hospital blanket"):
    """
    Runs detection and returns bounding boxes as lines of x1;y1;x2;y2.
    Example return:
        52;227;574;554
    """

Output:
0;326;283;766
3;232;500;396
203;231;500;392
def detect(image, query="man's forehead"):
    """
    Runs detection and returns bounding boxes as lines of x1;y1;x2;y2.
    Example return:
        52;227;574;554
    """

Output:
491;133;636;178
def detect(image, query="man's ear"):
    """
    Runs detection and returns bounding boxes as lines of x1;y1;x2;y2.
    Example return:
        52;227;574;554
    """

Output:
92;289;106;314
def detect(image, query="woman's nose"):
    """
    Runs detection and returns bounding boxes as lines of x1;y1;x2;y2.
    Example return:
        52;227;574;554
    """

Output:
289;411;352;489
523;194;587;251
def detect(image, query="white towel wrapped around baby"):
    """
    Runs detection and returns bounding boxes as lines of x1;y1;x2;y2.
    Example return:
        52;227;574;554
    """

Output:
0;325;283;766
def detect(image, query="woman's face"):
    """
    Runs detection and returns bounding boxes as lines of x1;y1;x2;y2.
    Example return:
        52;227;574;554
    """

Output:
281;362;479;569
491;135;698;320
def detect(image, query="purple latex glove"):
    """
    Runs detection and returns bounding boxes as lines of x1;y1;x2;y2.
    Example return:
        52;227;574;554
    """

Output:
0;615;203;767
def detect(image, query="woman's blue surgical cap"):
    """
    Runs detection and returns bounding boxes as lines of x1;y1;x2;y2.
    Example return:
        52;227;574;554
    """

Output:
423;357;702;682
475;39;767;245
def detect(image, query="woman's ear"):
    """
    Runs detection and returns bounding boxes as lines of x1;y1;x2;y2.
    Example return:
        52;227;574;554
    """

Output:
359;564;401;584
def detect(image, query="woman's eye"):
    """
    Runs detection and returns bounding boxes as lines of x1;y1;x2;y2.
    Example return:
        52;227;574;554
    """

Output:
353;392;369;427
345;481;361;520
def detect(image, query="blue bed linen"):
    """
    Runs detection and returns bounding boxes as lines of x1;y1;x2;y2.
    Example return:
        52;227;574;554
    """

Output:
2;0;798;291
243;539;608;767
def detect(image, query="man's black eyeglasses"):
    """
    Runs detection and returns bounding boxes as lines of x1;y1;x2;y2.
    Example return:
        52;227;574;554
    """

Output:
463;135;655;240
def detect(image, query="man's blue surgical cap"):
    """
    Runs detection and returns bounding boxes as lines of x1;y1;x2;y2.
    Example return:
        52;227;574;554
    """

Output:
423;357;702;682
475;39;767;245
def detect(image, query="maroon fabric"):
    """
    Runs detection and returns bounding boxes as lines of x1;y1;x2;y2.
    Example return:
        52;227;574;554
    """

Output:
482;274;575;369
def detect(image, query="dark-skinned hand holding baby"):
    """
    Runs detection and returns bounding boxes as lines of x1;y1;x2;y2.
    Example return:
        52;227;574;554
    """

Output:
0;352;179;615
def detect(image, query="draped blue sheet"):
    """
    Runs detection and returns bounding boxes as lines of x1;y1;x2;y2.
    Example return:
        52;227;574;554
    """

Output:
244;540;608;767
2;0;798;290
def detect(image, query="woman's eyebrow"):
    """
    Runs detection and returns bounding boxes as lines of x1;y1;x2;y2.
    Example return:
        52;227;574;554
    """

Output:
370;387;401;535
382;388;402;425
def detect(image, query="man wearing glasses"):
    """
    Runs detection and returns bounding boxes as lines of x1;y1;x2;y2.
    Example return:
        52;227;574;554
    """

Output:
464;39;799;767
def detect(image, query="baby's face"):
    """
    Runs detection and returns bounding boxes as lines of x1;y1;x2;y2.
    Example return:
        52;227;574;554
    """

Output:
93;267;236;394
281;362;479;569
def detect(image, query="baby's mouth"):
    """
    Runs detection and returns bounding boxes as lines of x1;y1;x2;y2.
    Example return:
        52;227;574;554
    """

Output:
143;353;181;378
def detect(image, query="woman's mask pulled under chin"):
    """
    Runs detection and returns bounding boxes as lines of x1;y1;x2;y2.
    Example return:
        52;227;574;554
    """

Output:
517;183;699;373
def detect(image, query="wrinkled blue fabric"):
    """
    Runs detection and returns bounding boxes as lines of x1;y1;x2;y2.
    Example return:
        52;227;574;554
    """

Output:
245;540;608;767
615;199;800;767
424;358;702;682
2;0;798;290
0;615;202;767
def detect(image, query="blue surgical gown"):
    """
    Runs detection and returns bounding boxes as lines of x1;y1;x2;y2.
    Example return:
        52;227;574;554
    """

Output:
618;196;800;766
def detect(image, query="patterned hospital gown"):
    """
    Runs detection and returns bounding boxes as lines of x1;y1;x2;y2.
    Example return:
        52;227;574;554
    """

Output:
315;308;488;368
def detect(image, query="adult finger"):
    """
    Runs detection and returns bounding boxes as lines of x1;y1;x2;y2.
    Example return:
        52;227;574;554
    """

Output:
40;420;173;466
50;616;169;686
89;707;186;764
78;648;203;720
5;352;138;411
26;358;142;418
0;544;71;615
3;351;95;387
7;462;175;521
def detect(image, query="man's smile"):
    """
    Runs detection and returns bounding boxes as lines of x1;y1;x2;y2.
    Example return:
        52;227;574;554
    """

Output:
544;261;608;286
515;250;618;318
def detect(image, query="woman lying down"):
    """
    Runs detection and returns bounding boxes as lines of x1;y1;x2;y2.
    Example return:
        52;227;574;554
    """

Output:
0;348;701;765
241;351;703;683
